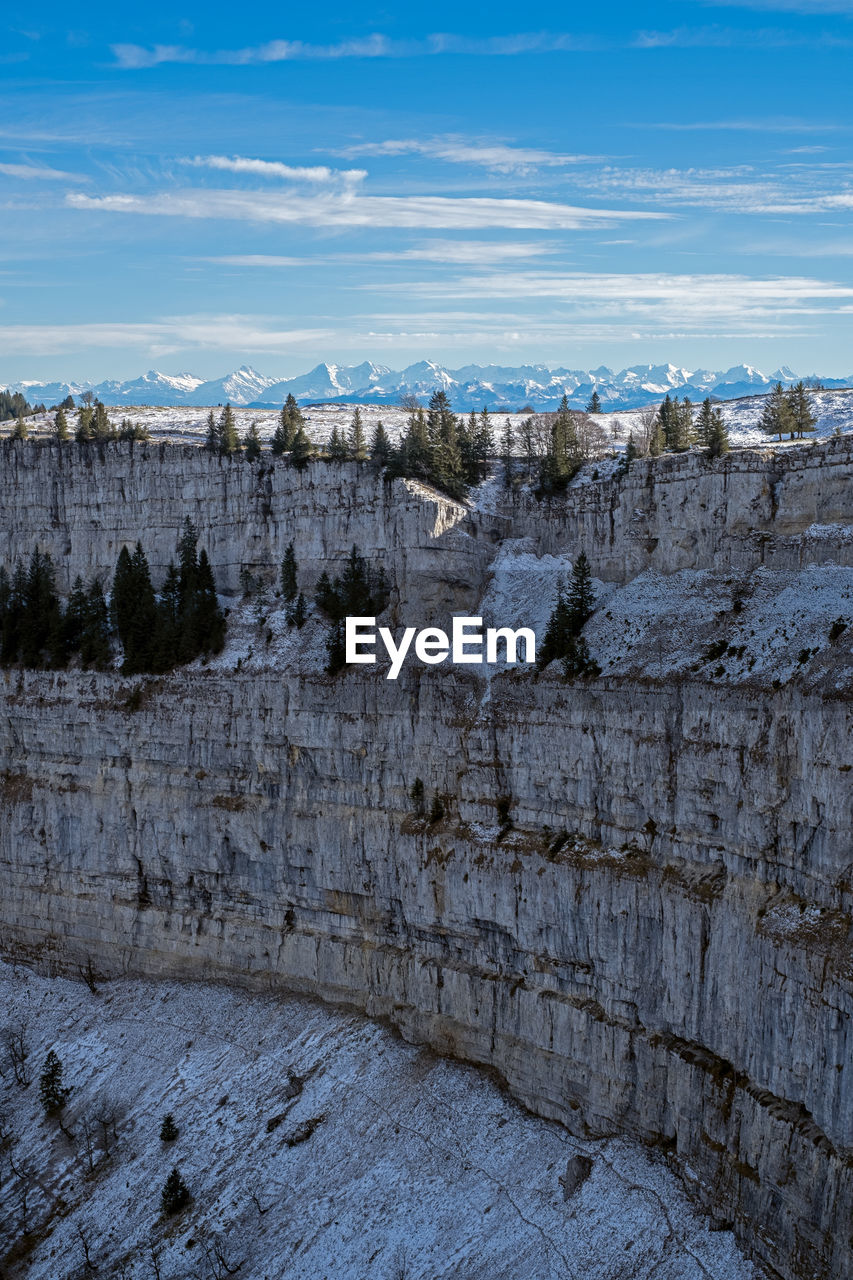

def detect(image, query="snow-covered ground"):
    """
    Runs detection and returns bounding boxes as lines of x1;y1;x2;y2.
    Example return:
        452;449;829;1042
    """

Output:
593;385;853;451
0;960;755;1280
163;548;853;697
7;384;853;453
475;541;853;687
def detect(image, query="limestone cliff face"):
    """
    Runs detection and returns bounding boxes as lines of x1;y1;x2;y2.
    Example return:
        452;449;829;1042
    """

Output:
0;438;851;1280
0;439;493;617
499;434;853;580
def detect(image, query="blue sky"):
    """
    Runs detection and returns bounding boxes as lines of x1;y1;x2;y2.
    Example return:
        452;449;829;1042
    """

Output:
2;0;853;381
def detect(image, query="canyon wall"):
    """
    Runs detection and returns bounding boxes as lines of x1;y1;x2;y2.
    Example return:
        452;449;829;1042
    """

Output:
0;438;851;1279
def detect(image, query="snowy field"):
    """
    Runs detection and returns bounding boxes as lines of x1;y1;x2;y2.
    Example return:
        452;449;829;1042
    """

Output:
0;961;755;1280
179;540;853;692
7;385;853;452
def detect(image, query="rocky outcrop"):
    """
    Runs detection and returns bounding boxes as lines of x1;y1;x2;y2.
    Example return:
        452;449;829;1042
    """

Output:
0;438;851;1279
499;435;853;580
0;439;494;617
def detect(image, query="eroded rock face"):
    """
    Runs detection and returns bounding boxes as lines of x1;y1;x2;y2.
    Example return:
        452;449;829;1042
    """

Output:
0;439;851;1280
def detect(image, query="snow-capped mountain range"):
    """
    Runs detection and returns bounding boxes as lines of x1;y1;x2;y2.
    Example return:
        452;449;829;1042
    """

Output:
4;361;849;411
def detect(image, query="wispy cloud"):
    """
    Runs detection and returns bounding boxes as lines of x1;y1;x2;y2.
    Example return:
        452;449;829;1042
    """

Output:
0;161;88;181
180;154;367;185
701;0;853;13
338;137;600;175
68;189;668;231
633;23;853;47
574;163;853;215
208;241;559;267
110;32;596;69
383;271;853;327
638;117;848;133
0;315;334;357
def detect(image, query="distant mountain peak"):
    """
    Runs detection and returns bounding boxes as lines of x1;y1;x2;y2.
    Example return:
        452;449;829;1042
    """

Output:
6;359;851;412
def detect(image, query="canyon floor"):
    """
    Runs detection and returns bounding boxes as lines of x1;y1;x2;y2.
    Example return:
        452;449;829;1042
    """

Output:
0;961;756;1280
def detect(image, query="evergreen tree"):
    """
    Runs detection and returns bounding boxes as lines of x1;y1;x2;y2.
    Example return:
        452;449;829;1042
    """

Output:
500;417;515;487
271;420;289;456
284;393;304;426
161;1168;190;1215
80;581;112;668
759;382;796;441
75;405;94;443
327;425;348;460
286;591;307;628
219;404;241;455
648;416;666;457
118;418;150;442
369;419;392;466
280;543;298;602
110;543;157;674
473;406;494;481
315;545;391;671
540;395;581;491
586;389;602;414
426;390;466;498
243;421;262;461
20;550;63;668
0;564;26;665
271;393;306;456
12;415;28;440
566;552;596;634
110;547;134;641
314;570;335;615
562;633;601;681
54;407;70;441
624;432;638;465
458;410;478;485
537;582;571;670
192;549;225;656
538;554;598;677
64;575;89;653
204;409;221;454
0;389;32;422
177;517;199;599
671;398;695;451
92;401;114;441
409;777;425;816
695;398;715;447
657;395;678;451
787;381;817;439
159;1113;179;1142
706;408;730;459
39;1049;69;1115
398;408;431;478
290;426;315;469
348;406;367;461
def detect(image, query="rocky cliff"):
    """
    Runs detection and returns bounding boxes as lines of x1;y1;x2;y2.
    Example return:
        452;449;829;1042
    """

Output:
0;438;851;1280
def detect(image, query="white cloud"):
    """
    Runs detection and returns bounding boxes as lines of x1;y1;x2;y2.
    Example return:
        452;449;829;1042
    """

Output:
338;137;600;175
0;162;87;181
110;32;596;69
632;23;853;47
180;155;366;185
0;315;335;357
206;241;559;268
573;164;853;215
381;271;853;330
638;118;847;133
701;0;853;11
67;188;667;231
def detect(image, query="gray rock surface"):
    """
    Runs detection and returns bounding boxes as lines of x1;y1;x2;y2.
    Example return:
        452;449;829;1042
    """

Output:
0;437;851;1279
